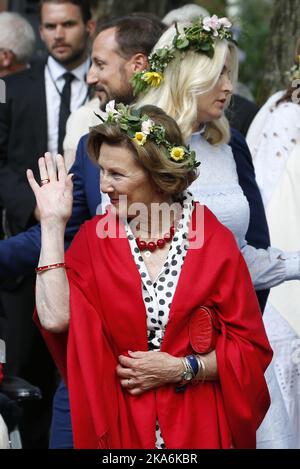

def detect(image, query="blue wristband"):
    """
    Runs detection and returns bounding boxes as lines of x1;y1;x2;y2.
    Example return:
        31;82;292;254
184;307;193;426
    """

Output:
186;355;199;377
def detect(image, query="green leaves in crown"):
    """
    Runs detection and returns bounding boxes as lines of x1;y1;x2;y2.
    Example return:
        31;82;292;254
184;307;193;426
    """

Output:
95;100;200;170
131;15;234;95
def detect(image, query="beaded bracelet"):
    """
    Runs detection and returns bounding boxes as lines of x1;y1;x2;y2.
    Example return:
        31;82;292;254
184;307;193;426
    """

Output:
35;262;66;274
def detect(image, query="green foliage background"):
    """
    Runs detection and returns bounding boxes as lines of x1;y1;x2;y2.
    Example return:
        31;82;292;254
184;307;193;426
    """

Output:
237;0;273;100
195;0;273;102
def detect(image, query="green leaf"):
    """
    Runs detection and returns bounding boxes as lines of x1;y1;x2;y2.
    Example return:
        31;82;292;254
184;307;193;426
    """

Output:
131;109;141;118
200;42;212;50
156;48;168;58
127;115;140;123
176;38;190;49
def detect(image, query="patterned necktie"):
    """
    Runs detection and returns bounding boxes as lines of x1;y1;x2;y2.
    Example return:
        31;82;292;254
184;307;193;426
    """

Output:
57;72;75;155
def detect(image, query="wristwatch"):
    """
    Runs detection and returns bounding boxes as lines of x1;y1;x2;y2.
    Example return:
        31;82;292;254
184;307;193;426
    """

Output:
181;369;194;383
179;357;194;384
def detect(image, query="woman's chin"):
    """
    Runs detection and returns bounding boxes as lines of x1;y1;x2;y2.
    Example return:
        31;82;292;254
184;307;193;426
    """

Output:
211;110;224;121
110;204;128;219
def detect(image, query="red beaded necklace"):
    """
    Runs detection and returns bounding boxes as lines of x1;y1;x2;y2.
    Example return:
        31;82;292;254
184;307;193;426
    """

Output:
136;225;175;252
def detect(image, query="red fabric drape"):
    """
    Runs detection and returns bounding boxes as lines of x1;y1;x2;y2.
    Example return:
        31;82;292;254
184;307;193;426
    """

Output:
35;204;272;449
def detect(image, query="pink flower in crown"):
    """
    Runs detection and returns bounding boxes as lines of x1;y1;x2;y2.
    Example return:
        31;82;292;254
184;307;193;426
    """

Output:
219;17;232;29
203;15;222;36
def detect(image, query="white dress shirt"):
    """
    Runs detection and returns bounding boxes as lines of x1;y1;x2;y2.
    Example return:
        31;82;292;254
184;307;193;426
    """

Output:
45;56;90;156
63;97;101;171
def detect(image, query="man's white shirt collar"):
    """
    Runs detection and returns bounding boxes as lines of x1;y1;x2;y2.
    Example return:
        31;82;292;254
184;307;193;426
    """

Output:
47;55;90;83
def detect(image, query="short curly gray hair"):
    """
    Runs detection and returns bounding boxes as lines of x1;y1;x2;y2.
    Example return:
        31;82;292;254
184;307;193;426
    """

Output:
0;12;35;64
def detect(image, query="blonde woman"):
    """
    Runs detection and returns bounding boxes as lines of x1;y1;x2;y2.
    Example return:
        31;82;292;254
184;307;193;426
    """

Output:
136;18;300;309
136;17;299;448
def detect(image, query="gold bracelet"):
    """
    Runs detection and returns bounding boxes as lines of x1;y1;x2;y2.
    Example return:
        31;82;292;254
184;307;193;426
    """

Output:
200;357;206;383
180;357;187;371
194;355;206;384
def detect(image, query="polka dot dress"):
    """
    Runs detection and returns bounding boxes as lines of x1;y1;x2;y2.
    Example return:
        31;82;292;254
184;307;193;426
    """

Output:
125;191;194;448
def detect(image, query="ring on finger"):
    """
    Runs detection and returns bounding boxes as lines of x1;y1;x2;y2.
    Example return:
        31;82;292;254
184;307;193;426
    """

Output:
127;378;134;387
40;178;50;186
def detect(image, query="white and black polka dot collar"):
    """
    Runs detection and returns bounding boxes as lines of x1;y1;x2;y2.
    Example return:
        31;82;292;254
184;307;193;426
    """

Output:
124;191;194;449
124;191;194;277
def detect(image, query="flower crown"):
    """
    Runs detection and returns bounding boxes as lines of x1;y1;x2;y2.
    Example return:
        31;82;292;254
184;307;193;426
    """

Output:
96;101;199;169
131;15;234;95
286;55;300;82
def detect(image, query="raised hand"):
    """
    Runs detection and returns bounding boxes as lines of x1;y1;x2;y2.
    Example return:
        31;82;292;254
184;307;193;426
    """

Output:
27;152;73;225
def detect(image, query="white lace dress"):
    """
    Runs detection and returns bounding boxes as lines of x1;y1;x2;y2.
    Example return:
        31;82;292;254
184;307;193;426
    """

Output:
247;93;300;448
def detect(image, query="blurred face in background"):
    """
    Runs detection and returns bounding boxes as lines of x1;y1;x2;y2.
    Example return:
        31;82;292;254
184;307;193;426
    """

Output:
39;2;95;69
0;48;13;77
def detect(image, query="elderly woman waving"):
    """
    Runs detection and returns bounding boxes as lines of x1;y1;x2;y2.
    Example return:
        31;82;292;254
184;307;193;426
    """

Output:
27;103;272;449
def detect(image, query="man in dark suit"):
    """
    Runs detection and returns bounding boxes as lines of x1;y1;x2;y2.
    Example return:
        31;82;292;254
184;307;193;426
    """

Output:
0;11;36;354
0;0;95;448
0;16;270;448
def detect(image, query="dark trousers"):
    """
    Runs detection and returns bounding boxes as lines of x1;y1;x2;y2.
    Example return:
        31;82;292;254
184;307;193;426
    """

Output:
50;380;73;449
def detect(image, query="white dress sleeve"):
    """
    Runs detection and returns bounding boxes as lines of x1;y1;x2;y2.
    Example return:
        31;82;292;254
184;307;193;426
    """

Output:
189;132;300;291
240;241;300;291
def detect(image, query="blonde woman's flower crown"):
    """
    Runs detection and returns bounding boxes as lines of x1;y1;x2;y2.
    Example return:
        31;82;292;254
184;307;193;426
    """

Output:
96;101;199;169
131;15;234;95
286;55;300;82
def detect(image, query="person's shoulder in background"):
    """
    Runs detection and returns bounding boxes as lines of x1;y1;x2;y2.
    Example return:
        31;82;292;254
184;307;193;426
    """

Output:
226;94;259;137
63;97;101;171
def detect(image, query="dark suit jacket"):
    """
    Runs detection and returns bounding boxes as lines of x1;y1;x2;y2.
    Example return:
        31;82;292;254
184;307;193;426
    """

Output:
0;61;47;235
226;94;259;137
0;130;270;310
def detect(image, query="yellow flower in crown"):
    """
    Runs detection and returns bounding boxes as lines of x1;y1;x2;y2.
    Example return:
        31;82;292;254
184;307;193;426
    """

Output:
170;146;185;161
134;132;147;146
142;71;163;87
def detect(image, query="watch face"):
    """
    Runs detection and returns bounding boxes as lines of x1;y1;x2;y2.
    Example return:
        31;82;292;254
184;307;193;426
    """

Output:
182;371;193;381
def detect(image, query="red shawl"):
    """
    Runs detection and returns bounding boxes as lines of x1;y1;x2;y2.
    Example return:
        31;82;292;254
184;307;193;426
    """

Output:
36;204;272;449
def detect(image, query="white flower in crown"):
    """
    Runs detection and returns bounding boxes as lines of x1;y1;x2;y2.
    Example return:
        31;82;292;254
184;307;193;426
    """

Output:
100;100;122;122
105;100;121;117
141;119;155;135
203;15;222;37
219;17;232;29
